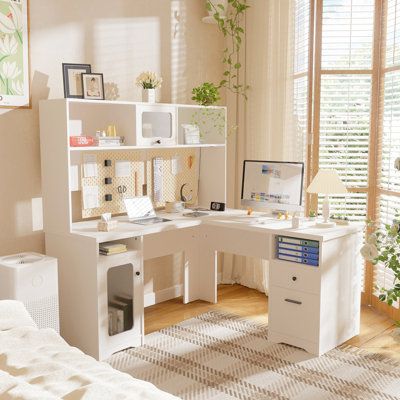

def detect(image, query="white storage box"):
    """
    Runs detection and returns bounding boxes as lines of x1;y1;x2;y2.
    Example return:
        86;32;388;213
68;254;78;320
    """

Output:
0;252;59;332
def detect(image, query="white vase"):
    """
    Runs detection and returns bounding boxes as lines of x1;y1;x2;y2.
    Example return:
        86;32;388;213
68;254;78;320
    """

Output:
142;88;156;103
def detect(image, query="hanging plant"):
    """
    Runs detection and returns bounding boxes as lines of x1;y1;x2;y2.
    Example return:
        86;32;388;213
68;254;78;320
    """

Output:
206;0;250;98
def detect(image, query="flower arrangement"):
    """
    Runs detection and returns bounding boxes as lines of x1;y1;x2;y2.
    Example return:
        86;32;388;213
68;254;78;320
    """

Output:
135;71;162;89
360;216;400;325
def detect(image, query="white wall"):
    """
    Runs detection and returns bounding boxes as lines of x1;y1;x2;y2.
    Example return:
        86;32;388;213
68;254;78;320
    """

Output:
0;0;225;295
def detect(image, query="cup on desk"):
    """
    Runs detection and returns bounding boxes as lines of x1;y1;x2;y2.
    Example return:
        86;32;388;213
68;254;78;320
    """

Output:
165;201;185;213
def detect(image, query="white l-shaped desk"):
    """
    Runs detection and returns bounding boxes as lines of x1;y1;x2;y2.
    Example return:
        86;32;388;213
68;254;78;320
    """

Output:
47;209;362;360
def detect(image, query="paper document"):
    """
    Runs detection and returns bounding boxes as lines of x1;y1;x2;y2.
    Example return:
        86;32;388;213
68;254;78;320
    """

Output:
115;161;131;177
70;165;79;191
83;154;98;177
82;186;99;209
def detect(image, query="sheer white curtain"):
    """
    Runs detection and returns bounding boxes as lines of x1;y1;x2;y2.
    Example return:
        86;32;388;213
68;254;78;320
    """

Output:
220;0;298;294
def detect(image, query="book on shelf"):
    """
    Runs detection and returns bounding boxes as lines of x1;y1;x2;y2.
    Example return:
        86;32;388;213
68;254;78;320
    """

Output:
99;243;127;255
108;306;124;336
114;293;133;330
94;136;124;147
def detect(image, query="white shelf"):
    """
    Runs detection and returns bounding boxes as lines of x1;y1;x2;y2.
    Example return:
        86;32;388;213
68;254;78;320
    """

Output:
64;97;227;110
69;144;225;152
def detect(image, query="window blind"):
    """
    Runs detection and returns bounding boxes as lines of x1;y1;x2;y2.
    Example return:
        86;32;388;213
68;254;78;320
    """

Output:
385;0;400;68
321;0;375;70
319;74;371;189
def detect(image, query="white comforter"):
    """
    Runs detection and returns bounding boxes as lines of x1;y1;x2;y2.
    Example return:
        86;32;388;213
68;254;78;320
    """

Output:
0;301;179;400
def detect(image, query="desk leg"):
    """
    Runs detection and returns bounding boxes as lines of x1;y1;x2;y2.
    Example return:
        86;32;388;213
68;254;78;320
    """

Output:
183;243;200;304
198;247;218;304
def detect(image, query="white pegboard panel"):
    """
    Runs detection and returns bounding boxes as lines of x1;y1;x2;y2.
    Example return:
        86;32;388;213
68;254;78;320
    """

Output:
80;148;199;218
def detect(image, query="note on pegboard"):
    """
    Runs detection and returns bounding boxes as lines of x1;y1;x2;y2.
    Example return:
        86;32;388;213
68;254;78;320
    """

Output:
79;148;199;219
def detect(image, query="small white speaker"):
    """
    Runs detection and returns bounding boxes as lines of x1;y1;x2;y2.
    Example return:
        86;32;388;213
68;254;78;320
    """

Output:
0;252;59;332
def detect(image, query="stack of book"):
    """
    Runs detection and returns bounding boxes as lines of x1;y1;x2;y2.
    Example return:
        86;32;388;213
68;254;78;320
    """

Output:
108;293;133;336
94;136;124;147
99;243;127;256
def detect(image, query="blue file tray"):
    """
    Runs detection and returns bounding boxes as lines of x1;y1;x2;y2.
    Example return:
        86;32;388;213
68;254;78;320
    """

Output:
276;235;320;267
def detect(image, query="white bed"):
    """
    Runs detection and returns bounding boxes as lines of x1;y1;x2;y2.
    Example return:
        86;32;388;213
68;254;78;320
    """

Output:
0;300;179;400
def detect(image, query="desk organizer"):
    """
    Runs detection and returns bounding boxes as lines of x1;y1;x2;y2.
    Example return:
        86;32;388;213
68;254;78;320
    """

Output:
80;148;198;219
276;236;320;267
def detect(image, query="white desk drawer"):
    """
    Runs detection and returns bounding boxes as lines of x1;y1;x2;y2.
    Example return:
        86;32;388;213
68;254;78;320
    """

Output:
269;285;319;343
270;260;320;294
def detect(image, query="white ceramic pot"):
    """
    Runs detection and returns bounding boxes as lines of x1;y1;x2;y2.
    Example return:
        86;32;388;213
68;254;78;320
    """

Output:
142;88;156;103
207;0;228;17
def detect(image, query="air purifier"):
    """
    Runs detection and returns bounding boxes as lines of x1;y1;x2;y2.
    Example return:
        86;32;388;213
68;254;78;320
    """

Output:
0;252;59;332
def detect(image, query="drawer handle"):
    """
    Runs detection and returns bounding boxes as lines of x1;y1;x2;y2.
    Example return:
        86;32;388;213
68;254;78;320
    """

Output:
136;271;141;276
285;298;302;305
292;276;297;281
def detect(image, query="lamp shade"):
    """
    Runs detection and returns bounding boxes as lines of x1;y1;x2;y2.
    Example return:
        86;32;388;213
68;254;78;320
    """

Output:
307;169;347;194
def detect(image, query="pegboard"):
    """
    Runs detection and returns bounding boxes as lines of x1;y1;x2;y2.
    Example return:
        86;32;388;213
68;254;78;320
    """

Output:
79;148;199;219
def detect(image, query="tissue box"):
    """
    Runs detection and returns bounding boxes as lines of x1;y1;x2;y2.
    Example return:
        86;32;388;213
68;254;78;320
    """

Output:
97;220;118;232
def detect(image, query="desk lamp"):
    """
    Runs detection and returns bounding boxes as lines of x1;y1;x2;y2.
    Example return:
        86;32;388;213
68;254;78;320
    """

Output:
307;169;347;228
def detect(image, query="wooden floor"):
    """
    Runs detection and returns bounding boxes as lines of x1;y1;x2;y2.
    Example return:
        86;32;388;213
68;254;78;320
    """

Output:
145;284;400;360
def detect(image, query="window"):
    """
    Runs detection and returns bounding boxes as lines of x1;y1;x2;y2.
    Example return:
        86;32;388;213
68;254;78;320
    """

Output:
292;0;400;317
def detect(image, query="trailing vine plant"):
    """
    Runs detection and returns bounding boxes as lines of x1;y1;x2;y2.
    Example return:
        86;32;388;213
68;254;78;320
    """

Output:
206;0;250;98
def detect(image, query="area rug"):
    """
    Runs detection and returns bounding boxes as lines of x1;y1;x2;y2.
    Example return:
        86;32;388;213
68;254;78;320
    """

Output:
107;311;400;400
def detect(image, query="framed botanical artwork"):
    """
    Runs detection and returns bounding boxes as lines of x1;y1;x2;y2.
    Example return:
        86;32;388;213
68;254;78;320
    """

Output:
82;73;105;100
62;63;91;98
0;0;30;108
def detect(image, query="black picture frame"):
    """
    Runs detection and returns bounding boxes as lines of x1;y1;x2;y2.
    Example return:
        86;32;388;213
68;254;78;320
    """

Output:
62;63;92;98
81;73;105;100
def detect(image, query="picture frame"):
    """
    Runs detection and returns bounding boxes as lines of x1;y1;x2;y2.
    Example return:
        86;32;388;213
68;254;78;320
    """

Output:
62;63;91;98
82;73;105;100
0;0;31;108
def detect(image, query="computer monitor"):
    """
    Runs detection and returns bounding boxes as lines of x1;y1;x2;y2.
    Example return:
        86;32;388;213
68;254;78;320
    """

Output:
241;160;304;213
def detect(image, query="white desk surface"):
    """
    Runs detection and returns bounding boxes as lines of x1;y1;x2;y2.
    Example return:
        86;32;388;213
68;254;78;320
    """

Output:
70;209;363;243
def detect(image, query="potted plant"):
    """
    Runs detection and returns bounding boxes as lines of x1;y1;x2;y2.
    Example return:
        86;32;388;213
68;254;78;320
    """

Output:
191;82;220;106
360;217;400;332
309;210;317;221
135;71;162;103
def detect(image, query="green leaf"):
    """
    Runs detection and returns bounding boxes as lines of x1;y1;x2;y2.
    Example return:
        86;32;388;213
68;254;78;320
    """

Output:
234;62;241;69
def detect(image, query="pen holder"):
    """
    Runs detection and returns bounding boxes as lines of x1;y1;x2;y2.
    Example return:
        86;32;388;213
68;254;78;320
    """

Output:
97;220;118;232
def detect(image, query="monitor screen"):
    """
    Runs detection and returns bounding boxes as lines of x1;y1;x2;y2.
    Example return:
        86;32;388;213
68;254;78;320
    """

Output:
241;160;304;212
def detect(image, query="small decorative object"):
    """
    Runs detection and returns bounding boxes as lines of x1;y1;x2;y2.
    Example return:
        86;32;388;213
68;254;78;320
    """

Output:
104;82;120;101
292;213;300;229
192;82;220;106
309;210;317;220
360;217;400;328
182;124;201;144
0;0;30;108
97;213;118;232
69;136;95;147
136;71;162;103
307;169;348;228
247;207;253;216
82;73;105;100
62;63;91;98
